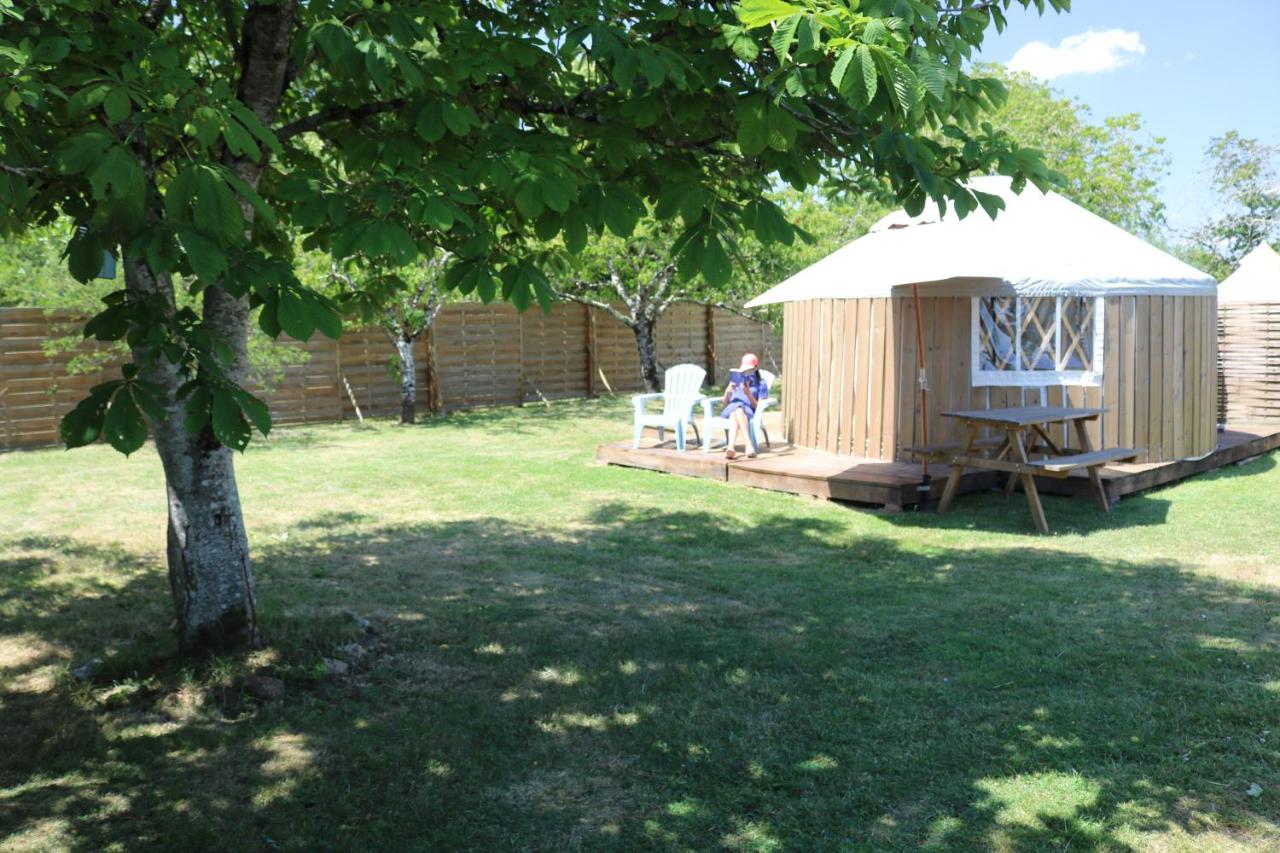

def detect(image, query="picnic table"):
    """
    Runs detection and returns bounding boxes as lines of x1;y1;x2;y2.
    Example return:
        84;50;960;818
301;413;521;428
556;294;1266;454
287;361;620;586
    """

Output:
910;406;1138;533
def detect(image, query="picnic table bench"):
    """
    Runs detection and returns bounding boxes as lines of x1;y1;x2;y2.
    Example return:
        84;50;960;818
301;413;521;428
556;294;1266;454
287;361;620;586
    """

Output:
909;406;1138;533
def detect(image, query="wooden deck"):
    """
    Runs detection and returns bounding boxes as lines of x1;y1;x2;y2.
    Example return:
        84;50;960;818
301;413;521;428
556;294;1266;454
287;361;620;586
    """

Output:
597;422;1280;510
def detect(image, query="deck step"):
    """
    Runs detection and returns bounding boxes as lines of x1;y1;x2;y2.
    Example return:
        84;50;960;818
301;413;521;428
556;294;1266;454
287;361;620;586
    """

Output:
1029;448;1139;473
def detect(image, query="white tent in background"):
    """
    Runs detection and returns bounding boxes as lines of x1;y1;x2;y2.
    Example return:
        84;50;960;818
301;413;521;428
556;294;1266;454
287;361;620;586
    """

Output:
1218;243;1280;303
745;176;1215;307
749;176;1221;466
1217;243;1280;426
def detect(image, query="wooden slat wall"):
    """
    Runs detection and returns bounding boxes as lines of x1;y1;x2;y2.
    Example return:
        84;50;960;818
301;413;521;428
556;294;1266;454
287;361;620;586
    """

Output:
782;295;1217;464
0;303;782;451
1219;302;1280;426
779;298;898;458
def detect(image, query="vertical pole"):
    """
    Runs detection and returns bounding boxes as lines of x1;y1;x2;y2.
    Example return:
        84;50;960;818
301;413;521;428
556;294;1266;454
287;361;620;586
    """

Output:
517;306;526;407
424;322;442;414
585;304;597;398
334;336;345;422
705;304;717;384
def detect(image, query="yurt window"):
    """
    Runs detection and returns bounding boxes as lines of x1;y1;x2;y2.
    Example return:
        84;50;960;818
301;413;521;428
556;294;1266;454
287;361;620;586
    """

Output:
971;296;1104;386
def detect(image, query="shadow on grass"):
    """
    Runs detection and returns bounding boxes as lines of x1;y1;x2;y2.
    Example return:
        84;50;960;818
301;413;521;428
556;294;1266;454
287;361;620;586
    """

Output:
1;506;1276;850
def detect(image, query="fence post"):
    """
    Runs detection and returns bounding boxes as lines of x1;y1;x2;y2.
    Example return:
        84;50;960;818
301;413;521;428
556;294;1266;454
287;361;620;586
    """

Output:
334;336;345;422
585;304;598;398
705;304;716;383
425;322;442;414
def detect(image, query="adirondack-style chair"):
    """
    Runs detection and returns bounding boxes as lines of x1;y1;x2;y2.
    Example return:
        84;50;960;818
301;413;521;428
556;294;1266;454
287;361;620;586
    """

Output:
632;363;706;451
700;369;777;454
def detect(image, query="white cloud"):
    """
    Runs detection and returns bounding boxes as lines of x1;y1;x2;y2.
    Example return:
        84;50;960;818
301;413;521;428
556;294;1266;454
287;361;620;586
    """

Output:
1006;29;1146;80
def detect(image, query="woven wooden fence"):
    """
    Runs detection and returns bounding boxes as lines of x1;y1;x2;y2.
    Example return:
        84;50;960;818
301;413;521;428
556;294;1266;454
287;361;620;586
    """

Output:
1218;302;1280;426
0;303;781;450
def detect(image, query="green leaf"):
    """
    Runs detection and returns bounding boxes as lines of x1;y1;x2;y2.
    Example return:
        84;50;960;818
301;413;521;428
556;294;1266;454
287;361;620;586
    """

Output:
222;117;262;161
277;287;315;340
562;207;588;254
600;185;643;237
735;96;769;156
737;0;802;28
769;14;800;61
514;179;545;219
831;46;856;91
191;106;222;148
103;388;149;455
308;293;343;340
721;24;760;62
211;387;251;451
103;87;131;123
67;229;104;283
67;83;110;118
701;234;732;285
60;385;116;448
177;228;228;284
194;168;246;244
973;189;1006;219
55;130;112;175
856;45;877;102
230;387;272;436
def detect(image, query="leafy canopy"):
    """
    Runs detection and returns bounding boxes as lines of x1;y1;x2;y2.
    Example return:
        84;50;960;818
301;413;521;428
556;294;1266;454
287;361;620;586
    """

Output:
1184;132;1280;279
1;0;1063;454
976;65;1168;238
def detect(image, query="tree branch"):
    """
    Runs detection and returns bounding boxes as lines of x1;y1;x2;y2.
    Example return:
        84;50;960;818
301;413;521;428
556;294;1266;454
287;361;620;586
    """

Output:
275;98;407;142
556;287;635;328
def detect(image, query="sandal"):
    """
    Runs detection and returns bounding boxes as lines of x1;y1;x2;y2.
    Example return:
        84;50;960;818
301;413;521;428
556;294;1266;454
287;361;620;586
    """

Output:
724;449;737;460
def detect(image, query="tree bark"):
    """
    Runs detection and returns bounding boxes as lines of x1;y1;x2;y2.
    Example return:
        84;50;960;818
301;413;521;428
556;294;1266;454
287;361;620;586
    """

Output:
127;0;296;652
125;259;261;652
633;318;662;392
396;336;417;425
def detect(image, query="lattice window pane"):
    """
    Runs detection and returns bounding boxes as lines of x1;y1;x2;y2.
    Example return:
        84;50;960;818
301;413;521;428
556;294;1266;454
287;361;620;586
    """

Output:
977;297;1016;371
1058;297;1095;370
1019;297;1057;371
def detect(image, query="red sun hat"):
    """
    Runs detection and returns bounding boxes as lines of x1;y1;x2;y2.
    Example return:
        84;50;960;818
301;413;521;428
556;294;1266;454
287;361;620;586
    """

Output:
737;353;759;371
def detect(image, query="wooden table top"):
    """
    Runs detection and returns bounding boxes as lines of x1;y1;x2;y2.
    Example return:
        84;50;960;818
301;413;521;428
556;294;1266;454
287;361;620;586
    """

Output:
941;405;1106;427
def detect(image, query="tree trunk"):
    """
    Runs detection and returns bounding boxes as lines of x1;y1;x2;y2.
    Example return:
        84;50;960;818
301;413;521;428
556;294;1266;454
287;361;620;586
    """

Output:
125;259;261;652
396;336;417;425
126;0;294;652
633;318;662;392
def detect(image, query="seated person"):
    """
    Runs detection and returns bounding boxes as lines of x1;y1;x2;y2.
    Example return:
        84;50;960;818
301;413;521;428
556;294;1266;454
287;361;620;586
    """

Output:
720;353;768;460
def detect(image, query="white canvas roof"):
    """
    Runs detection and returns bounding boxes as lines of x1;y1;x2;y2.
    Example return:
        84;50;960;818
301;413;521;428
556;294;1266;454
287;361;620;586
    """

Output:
745;176;1217;307
1218;243;1280;303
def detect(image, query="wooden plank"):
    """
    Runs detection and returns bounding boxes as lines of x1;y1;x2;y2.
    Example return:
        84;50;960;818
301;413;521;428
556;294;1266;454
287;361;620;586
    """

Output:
877;298;898;461
1172;297;1186;458
1161;295;1177;461
1137;296;1155;461
837;300;855;456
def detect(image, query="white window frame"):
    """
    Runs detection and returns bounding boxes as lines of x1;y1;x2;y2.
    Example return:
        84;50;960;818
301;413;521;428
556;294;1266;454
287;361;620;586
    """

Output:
970;296;1105;387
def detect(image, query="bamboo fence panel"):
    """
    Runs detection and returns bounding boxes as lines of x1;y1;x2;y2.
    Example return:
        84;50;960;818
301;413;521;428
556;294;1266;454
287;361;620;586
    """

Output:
0;303;781;451
1218;302;1280;426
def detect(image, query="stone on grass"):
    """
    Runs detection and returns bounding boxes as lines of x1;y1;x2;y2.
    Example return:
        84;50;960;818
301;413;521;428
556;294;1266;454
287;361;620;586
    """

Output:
244;674;286;701
71;658;103;682
337;642;366;659
1246;783;1263;798
322;658;349;677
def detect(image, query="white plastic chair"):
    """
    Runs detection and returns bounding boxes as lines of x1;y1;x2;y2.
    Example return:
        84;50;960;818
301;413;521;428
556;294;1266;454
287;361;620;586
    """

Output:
631;363;706;451
701;369;776;454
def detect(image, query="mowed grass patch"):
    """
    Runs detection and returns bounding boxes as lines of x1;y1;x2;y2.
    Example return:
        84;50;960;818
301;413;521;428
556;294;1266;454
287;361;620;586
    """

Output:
1;397;1278;850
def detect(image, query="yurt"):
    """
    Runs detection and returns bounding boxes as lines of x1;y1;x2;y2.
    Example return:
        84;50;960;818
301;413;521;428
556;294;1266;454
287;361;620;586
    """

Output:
1218;243;1280;425
747;177;1219;464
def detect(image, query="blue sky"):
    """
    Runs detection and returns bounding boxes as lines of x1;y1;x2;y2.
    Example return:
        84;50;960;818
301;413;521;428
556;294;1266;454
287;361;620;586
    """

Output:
976;0;1280;234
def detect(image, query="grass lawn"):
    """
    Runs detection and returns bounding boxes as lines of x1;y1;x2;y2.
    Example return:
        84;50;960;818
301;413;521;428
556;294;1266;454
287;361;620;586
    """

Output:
2;397;1278;851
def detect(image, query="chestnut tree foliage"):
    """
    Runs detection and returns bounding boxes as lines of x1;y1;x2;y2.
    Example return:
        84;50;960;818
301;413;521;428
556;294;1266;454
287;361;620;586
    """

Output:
0;0;1064;650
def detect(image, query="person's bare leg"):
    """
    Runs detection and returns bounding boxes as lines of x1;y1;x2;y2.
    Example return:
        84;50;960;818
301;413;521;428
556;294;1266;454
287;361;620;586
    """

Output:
734;409;755;456
725;411;739;459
